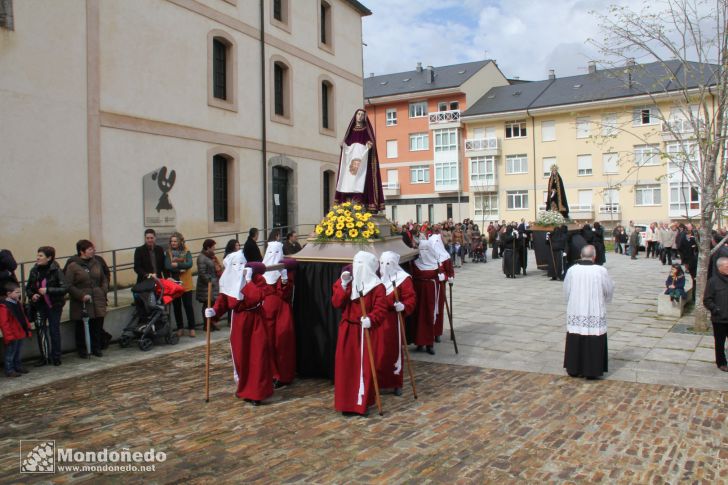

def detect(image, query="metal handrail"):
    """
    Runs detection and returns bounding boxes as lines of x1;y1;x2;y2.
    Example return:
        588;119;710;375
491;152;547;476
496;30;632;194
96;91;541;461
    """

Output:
17;223;318;307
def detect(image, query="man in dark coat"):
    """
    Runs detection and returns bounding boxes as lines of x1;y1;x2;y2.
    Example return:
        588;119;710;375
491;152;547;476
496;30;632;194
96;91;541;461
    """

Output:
501;224;519;278
567;230;587;274
677;224;698;295
133;229;165;283
0;249;18;285
547;226;567;280
516;221;529;275
244;228;263;262
702;257;728;372
592;222;606;265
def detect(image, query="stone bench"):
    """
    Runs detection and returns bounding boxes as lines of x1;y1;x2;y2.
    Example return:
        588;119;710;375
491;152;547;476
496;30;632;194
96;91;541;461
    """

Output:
657;277;694;317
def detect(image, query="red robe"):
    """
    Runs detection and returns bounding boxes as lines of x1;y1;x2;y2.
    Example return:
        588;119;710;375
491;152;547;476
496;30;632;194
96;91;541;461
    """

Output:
212;274;272;402
435;260;454;337
410;265;440;346
372;277;416;389
261;273;296;384
331;280;388;415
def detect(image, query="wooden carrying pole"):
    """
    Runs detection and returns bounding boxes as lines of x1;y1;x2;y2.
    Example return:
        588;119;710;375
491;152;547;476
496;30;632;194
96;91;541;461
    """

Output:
392;284;418;399
205;282;212;403
445;283;459;354
358;294;383;416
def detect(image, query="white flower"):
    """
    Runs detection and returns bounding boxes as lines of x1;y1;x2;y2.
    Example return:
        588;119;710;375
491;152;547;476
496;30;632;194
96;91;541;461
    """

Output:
536;210;566;226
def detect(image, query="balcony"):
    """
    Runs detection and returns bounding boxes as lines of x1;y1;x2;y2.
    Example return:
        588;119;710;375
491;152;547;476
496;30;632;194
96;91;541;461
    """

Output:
429;109;461;128
661;119;705;141
598;203;621;219
568;204;594;221
464;137;501;156
434;182;459;193
469;175;497;192
382;182;400;197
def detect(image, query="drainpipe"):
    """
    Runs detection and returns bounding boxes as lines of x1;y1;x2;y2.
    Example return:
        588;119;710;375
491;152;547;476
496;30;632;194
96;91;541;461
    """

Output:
260;0;268;235
528;110;537;221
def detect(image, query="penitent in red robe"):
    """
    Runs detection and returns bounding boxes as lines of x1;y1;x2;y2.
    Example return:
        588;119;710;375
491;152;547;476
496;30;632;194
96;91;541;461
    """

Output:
435;261;453;338
331;280;388;415
372;277;416;390
410;265;440;347
212;274;272;402
261;273;296;384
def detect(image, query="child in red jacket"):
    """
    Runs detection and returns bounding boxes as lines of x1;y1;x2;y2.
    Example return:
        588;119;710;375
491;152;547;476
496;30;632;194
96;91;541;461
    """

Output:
0;281;32;377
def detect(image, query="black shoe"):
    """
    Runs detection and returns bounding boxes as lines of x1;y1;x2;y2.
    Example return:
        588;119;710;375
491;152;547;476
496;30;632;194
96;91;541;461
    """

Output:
435;336;441;343
393;387;402;396
426;346;435;355
92;350;103;357
273;379;288;390
53;358;61;366
16;367;29;374
35;359;48;367
5;371;21;378
79;352;89;359
416;346;424;352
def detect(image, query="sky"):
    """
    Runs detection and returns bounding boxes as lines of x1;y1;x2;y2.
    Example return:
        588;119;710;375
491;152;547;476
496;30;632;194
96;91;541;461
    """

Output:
361;0;636;81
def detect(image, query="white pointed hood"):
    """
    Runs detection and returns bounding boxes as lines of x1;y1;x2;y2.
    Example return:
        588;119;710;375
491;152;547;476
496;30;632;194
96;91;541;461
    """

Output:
351;251;381;300
219;251;247;300
262;241;284;285
429;234;451;263
414;239;439;271
379;251;410;295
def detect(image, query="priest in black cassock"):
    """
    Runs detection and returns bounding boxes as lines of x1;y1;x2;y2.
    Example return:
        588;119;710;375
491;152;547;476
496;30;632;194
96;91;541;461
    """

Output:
546;226;567;281
501;223;520;279
563;245;614;379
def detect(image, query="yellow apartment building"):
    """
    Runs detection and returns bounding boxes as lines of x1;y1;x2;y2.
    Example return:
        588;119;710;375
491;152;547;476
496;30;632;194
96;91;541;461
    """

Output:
461;60;722;229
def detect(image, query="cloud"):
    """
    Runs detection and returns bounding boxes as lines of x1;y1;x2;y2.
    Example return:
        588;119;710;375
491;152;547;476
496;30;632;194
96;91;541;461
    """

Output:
362;0;631;80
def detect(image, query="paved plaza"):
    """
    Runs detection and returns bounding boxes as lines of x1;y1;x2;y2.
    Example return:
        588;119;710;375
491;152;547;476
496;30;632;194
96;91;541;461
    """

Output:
1;250;727;483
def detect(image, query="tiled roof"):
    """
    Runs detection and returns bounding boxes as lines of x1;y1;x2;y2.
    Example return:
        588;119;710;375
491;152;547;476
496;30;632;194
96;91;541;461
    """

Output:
463;60;719;117
364;60;494;99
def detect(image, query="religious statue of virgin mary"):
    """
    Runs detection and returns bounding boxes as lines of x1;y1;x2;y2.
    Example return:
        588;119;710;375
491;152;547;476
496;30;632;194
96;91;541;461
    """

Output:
334;109;385;213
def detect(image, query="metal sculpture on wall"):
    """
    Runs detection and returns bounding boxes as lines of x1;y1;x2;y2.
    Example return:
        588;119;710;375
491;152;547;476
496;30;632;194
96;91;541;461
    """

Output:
143;166;177;227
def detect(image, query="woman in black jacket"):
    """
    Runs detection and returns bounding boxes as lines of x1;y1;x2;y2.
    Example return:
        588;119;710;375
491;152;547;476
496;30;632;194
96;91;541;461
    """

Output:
243;228;263;262
26;246;68;366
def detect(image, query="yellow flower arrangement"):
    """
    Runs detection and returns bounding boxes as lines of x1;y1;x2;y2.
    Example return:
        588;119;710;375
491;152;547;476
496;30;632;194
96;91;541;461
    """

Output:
313;203;381;242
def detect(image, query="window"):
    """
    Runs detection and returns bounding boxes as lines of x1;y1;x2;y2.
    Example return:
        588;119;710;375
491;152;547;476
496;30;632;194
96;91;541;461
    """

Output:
270;56;293;123
669;183;700;212
409;101;427;118
213;39;227;100
213;155;229;222
386;169;398;186
409;133;429;151
470;156;495;185
603;188;619;205
577;154;593;176
505;121;527;138
435;161;458;187
576;117;591;139
428;204;435;222
0;0;14;31
434;129;457;152
634;144;660;166
635;184;661;206
474;193;499;217
577;190;593;208
208;31;237;111
438;102;447;111
542;157;556;177
391;205;397;222
666;141;699;176
450;101;459;111
323;170;334;215
602;113;618;136
271;0;289;29
633;106;658;126
410;165;430;183
319;1;332;50
602;152;619;174
320;80;334;131
541;121;555;142
386;140;398;158
386;108;397;126
507;191;529;210
416;205;422;223
446;204;453;220
505;154;528;174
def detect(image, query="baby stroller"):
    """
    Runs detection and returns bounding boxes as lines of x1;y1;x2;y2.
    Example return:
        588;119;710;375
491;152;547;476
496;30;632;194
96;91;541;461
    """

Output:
471;234;487;263
119;277;182;351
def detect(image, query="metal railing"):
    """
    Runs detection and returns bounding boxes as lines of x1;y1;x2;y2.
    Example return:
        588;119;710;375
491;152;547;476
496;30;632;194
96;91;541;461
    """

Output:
16;224;318;307
382;182;400;189
599;204;621;214
429;109;461;124
464;138;499;151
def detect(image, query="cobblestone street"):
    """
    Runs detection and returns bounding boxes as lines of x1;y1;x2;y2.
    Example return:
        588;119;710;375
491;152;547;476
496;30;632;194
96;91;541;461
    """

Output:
1;340;727;483
2;251;728;483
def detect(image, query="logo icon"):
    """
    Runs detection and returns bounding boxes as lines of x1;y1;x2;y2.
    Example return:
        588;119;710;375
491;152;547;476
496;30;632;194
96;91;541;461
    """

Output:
20;440;55;474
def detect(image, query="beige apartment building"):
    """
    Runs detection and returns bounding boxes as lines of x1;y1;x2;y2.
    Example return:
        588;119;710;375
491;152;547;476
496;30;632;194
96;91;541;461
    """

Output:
0;0;370;262
461;60;722;229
